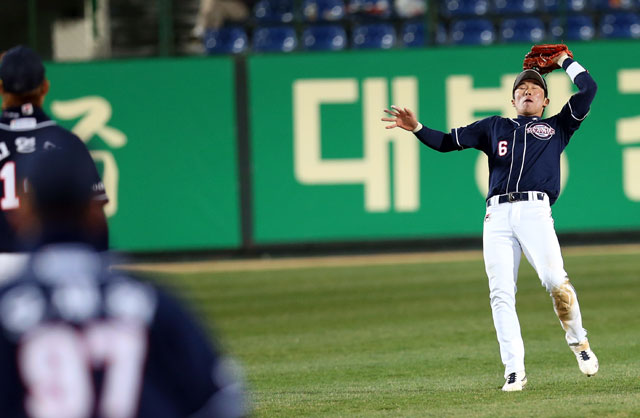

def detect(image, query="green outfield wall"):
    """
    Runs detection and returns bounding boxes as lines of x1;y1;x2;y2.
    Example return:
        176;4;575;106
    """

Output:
41;43;640;251
249;42;640;244
44;58;241;251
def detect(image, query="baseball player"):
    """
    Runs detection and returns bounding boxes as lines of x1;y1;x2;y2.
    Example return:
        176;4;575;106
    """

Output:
0;148;247;417
0;45;108;281
382;47;598;391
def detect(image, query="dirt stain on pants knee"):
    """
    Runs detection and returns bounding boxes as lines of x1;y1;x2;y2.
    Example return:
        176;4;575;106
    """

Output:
551;281;575;327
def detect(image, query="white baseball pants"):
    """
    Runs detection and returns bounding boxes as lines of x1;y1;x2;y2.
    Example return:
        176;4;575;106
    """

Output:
483;193;588;377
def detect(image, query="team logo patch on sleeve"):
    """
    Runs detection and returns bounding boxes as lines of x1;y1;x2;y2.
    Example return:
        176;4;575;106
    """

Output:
526;123;556;140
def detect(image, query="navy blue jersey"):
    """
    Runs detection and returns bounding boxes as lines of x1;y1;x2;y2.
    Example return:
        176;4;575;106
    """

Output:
414;58;597;205
0;105;107;251
0;244;246;418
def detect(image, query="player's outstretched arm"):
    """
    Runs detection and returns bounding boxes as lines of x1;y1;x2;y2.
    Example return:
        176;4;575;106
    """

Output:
381;105;419;131
557;51;597;121
381;105;466;153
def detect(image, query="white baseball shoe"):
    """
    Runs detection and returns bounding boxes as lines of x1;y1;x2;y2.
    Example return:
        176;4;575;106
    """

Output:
571;342;599;377
502;371;527;392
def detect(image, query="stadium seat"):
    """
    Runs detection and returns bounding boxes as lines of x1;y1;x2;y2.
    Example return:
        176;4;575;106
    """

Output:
252;26;298;52
254;0;295;23
600;12;640;38
450;18;495;45
593;0;635;10
436;23;448;44
348;0;392;18
500;17;545;43
395;0;427;18
401;21;425;47
401;21;446;45
541;0;589;11
302;0;346;21
539;0;558;10
352;23;396;49
550;15;595;41
302;25;347;50
203;27;248;54
493;0;538;14
569;0;591;11
440;0;490;16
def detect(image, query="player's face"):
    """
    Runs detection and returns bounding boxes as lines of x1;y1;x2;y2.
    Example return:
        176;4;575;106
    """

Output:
512;80;549;117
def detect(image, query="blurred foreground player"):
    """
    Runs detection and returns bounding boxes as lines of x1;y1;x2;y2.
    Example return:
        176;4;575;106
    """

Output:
0;149;247;417
0;45;108;280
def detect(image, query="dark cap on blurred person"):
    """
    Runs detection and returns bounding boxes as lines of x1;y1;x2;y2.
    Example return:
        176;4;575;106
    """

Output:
22;149;96;215
0;46;45;94
16;147;109;251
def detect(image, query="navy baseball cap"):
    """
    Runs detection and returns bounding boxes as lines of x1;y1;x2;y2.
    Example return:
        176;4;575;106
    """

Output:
512;69;547;98
0;46;45;94
20;148;95;213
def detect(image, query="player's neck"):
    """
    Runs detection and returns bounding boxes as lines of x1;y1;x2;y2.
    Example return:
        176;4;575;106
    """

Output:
517;111;543;119
1;94;44;110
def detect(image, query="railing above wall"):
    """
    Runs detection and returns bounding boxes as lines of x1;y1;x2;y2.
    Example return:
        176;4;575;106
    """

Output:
3;0;640;61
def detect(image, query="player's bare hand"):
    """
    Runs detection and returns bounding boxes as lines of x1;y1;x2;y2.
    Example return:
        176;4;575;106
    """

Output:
381;105;419;131
553;52;570;66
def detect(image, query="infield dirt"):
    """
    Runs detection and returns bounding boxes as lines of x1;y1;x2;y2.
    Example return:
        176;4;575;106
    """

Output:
122;243;640;273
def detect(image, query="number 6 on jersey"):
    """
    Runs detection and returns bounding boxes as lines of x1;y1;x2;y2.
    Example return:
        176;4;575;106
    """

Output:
498;140;509;157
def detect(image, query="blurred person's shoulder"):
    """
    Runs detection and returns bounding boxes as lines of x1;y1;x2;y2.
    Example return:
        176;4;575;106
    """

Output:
0;245;159;341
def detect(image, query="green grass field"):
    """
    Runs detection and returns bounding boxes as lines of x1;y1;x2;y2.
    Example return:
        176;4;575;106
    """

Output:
150;247;640;417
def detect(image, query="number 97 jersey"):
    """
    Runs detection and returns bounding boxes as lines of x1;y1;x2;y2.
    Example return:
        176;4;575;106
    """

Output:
0;245;246;418
0;104;107;252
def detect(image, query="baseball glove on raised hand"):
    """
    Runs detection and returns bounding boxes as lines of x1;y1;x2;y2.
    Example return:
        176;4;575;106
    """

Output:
523;44;573;75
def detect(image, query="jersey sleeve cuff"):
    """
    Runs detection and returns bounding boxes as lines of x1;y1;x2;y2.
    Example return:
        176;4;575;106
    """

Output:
561;57;574;70
564;60;586;83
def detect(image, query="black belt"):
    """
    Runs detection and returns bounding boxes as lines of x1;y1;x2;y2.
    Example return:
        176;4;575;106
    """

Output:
487;192;546;207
